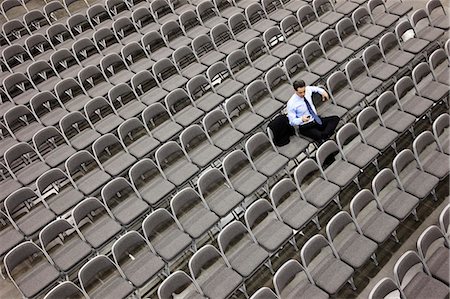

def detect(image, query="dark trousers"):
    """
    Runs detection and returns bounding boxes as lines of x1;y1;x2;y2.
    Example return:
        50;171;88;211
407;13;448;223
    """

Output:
298;116;340;142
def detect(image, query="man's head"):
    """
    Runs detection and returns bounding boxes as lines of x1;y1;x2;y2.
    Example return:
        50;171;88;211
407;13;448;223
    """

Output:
293;80;306;98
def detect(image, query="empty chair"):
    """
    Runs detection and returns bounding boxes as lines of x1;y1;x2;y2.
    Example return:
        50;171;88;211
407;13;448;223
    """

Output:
336;123;379;172
319;29;353;64
411;8;444;42
352;7;384;40
153;58;187;91
192;34;225;66
279;0;307;12
93;134;137;176
429;49;450;85
44;1;70;25
211;23;243;55
327;71;365;111
173;46;207;80
3;72;39;106
335;17;369;53
65;150;111;195
393;149;440;201
100;54;134;86
394;76;433;121
156;141;199;187
24;10;50;35
297;4;328;37
25;34;54;63
372;167;420;223
270;178;320;232
368;277;401;299
263;26;296;60
47;24;75;51
78;255;135;299
121;42;154;74
108;84;146;121
190;245;245;299
433;113;449;155
326;211;378;269
246;197;299;254
351;189;400;244
280;15;312;49
417;225;449;285
142;208;193;267
413;62;449;104
426;0;449;30
180;125;222;168
165;89;204;128
5;105;44;143
228;13;259;43
413;131;449;180
179;10;209;40
39;219;92;276
67;14;95;41
112;231;165;290
345;58;382;96
106;0;131;19
218;220;271;279
246;132;289;178
246;37;280;72
85;97;124;135
379;32;414;69
0;161;21;205
93;28;123;56
158;271;205;299
284;53;320;86
313;0;343;26
142;31;173;62
203;109;244;151
187;75;225;112
5;187;55;239
59;110;99;150
44;281;88;299
118;118;159;159
378;92;415;140
214;0;242;18
227;49;262;85
3;45;34;76
27;61;60;93
5;142;50;186
51;49;83;80
362;45;399;82
302;41;337;77
262;0;290;22
78;66;114;99
368;0;399;28
207;62;244;98
274;259;328;299
197;0;226;28
3;20;31;46
265;67;292;104
36;168;84;216
129;159;175;207
151;0;177;24
395;20;429;55
2;0;28;21
101;178;148;227
246;80;283;118
316;140;361;189
357;107;399;153
294;158;340;213
245;3;276;33
33;126;75;169
301;234;355;295
87;4;114;29
385;0;412;16
197;168;244;218
223;149;267;197
161;20;192;50
171;187;219;241
394;251;449;299
64;0;89;15
131;70;168;106
132;7;159;35
5;242;59;299
225;94;264;134
142;103;182;143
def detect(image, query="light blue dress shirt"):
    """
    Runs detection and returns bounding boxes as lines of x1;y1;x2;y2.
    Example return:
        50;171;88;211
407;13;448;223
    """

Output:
286;86;325;126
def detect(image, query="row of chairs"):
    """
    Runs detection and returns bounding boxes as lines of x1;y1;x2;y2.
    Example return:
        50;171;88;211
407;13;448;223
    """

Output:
369;204;450;299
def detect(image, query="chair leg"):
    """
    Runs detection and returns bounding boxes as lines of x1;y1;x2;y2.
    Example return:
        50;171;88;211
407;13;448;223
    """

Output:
290;236;298;251
348;276;356;291
353;176;361;189
312;215;321;230
412;208;419;221
431;189;438;201
266;258;274;274
372;158;379;171
334;195;342;209
239;283;249;299
392;230;400;243
371;253;379;266
392;142;398;154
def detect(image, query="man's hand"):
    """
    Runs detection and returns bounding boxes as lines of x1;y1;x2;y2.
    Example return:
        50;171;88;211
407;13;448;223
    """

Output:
322;91;330;102
302;115;311;122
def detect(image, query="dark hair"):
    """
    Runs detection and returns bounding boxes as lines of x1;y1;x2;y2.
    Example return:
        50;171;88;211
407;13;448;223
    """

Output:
293;80;306;90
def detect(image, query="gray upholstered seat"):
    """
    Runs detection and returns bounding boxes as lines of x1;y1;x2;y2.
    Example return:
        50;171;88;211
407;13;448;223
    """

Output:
413;131;450;180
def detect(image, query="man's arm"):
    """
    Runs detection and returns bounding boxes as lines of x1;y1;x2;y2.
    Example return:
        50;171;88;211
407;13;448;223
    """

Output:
287;102;310;126
309;85;329;101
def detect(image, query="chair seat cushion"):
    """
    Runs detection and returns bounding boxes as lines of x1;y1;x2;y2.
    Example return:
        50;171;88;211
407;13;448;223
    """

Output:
253;218;293;252
403;271;449;299
324;160;360;188
427;246;450;285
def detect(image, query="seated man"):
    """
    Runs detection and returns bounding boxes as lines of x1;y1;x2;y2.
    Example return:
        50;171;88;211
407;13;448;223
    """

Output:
287;80;340;144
